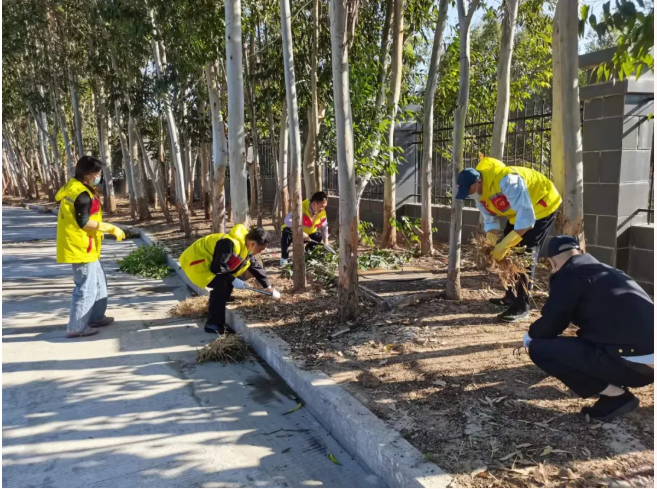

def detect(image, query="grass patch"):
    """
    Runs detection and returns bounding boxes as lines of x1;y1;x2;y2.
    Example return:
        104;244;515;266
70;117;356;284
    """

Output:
117;243;173;279
197;334;250;364
169;296;209;318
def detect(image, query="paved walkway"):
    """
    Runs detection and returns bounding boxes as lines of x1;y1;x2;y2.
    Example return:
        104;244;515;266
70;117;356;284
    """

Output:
2;206;381;488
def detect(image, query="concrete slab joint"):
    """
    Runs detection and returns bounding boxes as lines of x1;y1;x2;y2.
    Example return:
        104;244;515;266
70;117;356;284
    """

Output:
125;224;452;488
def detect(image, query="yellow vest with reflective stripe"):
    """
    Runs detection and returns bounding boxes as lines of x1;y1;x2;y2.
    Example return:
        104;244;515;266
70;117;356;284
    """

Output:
476;157;562;224
56;178;103;264
282;199;327;235
179;224;251;289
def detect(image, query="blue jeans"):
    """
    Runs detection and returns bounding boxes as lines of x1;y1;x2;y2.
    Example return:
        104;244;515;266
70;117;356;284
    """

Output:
67;261;108;333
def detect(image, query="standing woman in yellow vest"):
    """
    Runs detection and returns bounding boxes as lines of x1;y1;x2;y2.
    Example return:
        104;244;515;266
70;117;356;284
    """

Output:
179;225;280;335
279;191;329;267
56;156;126;338
455;157;562;322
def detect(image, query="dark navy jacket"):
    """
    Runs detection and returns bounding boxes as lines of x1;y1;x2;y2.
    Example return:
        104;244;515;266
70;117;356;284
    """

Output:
529;254;654;357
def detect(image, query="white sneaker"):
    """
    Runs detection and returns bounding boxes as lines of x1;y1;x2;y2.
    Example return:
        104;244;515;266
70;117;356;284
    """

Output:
279;259;288;267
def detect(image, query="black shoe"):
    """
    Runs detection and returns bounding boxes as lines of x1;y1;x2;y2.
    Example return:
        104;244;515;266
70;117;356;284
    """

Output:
581;391;640;422
497;305;530;322
489;296;515;308
204;323;226;335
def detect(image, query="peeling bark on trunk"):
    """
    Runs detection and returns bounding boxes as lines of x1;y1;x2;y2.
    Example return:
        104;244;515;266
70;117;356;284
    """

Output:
281;0;306;290
329;0;359;319
381;0;404;248
447;0;480;300
420;0;449;256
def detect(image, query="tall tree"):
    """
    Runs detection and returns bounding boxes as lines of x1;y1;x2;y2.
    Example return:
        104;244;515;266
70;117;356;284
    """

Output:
329;0;359;319
225;0;250;226
491;0;520;159
206;61;229;233
446;0;481;300
420;0;449;256
280;0;306;290
381;0;404;248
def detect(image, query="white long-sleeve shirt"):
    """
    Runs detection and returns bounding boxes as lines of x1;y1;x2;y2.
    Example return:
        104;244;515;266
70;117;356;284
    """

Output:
284;209;328;240
477;174;537;232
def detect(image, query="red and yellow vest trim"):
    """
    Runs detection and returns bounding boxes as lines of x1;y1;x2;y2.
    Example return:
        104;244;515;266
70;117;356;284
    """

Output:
283;199;327;235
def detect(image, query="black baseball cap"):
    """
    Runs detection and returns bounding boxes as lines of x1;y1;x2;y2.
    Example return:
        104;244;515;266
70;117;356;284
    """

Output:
547;236;581;258
455;168;481;200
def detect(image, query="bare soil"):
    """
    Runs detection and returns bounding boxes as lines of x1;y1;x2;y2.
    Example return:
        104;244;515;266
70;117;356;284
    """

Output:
7;195;654;487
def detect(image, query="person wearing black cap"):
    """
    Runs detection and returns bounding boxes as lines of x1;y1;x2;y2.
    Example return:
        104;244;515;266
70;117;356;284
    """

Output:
523;235;654;421
455;157;562;322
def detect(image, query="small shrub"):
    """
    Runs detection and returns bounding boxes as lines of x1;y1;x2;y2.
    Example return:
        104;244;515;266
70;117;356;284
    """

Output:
389;216;437;248
358;220;376;247
117;244;173;279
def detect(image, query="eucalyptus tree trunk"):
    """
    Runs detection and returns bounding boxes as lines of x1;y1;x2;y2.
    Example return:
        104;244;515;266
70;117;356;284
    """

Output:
490;0;519;159
97;81;116;212
552;0;584;245
355;0;393;207
114;102;137;219
311;0;322;191
269;109;282;232
149;10;192;237
52;85;75;179
181;98;196;217
128;117;150;220
46;112;65;186
246;34;263;226
420;0;449;256
381;0;404;248
329;0;359;319
205;62;228;233
33;116;55;199
446;0;481;300
69;71;84;157
278;99;290;217
302;106;325;197
280;0;306;290
224;0;250;226
199;93;211;220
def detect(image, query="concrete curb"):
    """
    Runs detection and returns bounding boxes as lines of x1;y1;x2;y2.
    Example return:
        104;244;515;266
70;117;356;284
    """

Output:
86;221;452;488
22;203;54;214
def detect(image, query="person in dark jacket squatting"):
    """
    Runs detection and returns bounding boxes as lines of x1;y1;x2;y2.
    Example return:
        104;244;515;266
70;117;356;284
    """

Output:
455;157;562;322
179;225;280;335
524;236;654;422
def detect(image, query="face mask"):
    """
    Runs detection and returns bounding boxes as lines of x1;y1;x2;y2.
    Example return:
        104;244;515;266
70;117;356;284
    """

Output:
92;175;102;186
468;192;481;201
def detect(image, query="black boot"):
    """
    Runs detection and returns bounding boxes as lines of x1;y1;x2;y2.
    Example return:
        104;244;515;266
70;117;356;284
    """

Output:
204;323;226;335
489;287;516;307
581;390;639;422
497;304;530;322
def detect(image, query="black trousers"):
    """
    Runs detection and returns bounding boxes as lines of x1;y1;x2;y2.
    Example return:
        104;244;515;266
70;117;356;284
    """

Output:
529;337;654;398
502;212;556;309
280;228;322;259
207;275;233;326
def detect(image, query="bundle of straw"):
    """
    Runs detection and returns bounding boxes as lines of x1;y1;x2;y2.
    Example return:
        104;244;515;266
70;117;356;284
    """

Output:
169;296;209;318
196;334;250;364
471;235;535;288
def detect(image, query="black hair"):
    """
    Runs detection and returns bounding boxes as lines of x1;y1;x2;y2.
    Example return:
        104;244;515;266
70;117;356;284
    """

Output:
310;191;328;203
74;156;103;181
246;227;270;247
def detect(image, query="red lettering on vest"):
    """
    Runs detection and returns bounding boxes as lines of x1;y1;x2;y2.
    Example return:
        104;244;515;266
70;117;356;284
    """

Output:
189;259;205;266
490;193;511;212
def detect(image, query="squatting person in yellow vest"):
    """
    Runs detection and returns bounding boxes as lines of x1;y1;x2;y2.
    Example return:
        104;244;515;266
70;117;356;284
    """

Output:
279;191;329;267
455;157;562;322
180;225;280;335
56;156;126;338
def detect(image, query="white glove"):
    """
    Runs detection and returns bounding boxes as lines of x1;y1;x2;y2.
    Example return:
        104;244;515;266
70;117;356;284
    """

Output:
232;278;246;289
523;332;532;348
268;287;281;300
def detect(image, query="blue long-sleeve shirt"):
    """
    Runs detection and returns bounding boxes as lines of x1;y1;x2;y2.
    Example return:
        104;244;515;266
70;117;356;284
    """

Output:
477;174;536;232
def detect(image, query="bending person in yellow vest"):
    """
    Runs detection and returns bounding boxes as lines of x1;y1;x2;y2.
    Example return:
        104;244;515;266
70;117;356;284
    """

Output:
455;157;562;322
280;191;329;267
56;156;126;338
180;225;279;335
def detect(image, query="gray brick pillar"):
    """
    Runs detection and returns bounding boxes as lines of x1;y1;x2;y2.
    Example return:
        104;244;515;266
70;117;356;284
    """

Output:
579;49;654;269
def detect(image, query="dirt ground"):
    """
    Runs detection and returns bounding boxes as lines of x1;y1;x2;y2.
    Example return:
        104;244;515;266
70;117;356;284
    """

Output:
6;195;654;488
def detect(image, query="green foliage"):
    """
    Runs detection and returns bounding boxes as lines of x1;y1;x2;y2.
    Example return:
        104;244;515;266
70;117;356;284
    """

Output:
117;244;173;279
389;216;436;248
358;220;376;247
357;248;413;270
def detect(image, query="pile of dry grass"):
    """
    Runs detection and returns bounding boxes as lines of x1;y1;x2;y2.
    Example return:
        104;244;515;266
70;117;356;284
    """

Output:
471;234;534;288
197;334;250;363
169;296;209;318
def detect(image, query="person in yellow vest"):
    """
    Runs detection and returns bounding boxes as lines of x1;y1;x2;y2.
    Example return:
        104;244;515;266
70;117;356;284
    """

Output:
455;157;562;322
56;156;126;338
180;225;280;335
280;191;329;267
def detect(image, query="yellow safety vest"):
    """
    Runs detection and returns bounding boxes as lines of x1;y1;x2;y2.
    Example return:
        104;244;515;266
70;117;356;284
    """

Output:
283;199;327;235
56;178;103;264
476;157;562;224
179;224;251;289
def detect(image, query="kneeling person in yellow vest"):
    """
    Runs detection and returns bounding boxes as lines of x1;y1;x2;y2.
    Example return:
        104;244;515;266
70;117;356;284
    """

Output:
56;156;126;339
280;191;329;267
180;225;279;335
455;157;561;322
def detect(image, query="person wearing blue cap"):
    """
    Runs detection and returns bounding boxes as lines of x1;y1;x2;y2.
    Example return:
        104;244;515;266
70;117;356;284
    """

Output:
522;235;653;422
455;157;561;322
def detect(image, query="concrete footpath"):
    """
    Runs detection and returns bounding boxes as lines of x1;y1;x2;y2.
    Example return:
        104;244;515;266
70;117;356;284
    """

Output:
2;206;382;488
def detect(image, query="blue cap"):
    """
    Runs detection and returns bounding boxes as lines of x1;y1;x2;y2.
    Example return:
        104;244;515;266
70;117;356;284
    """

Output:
547;235;581;258
455;168;481;200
